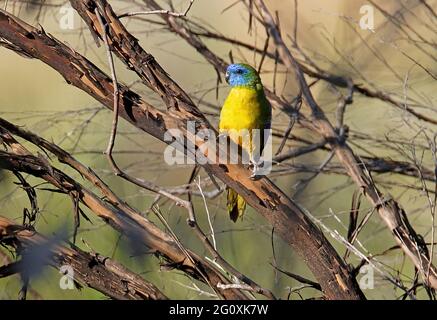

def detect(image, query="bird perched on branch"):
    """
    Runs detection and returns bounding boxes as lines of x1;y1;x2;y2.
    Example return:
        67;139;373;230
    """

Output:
219;63;272;222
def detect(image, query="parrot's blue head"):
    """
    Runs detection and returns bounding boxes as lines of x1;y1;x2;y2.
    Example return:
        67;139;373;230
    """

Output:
225;63;261;88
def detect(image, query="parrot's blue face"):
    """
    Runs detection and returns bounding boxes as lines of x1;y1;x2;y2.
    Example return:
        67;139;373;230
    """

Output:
225;63;260;88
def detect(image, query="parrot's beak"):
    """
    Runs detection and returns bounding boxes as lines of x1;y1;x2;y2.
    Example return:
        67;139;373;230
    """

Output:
225;71;230;84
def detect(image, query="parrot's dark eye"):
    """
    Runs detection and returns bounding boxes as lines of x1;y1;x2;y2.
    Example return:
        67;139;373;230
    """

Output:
235;69;244;74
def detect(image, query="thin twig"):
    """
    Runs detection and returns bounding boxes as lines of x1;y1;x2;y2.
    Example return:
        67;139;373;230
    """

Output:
196;176;217;251
275;93;302;156
118;0;194;19
94;7;121;175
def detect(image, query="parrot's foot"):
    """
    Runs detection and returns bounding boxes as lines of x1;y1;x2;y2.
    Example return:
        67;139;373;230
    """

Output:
249;160;262;180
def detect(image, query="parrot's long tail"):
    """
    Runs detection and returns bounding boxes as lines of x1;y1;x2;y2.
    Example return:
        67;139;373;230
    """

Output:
226;187;246;222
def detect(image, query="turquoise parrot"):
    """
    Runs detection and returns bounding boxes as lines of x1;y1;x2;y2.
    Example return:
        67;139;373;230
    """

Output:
219;63;272;222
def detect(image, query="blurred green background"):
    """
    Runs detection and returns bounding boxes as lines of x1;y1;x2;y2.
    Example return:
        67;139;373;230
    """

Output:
0;0;436;300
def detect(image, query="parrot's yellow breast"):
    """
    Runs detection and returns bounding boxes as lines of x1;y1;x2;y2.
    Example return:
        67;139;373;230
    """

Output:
219;87;266;133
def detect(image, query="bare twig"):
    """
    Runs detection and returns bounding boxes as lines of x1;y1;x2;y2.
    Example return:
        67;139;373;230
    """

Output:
118;0;194;19
196;176;217;251
94;7;121;175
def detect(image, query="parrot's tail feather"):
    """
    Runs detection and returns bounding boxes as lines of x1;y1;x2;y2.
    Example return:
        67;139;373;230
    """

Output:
227;188;246;222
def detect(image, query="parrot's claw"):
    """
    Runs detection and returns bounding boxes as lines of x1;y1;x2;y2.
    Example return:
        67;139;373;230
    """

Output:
249;160;261;180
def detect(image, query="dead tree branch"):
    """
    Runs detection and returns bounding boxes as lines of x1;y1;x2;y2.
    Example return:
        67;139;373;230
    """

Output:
0;216;167;300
